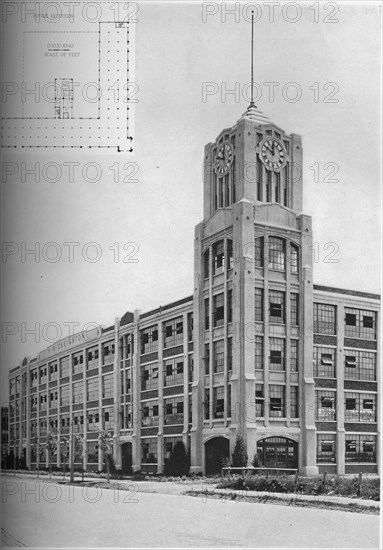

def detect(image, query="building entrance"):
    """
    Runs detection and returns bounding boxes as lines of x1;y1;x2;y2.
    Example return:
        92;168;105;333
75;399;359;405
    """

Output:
257;437;298;469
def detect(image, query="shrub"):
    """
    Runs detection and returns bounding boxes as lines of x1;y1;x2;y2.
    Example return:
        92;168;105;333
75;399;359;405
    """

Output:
231;435;248;467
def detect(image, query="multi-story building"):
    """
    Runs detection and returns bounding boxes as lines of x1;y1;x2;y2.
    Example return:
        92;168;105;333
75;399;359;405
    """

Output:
7;101;380;476
1;406;9;467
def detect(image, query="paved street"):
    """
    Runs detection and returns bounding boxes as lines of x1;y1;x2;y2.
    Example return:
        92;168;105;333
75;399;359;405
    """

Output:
1;476;380;548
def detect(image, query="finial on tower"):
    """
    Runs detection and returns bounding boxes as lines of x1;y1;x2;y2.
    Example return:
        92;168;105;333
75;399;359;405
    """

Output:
250;10;255;107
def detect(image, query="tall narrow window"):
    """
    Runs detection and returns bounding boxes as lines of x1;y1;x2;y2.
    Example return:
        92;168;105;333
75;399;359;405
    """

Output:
283;162;289;206
255;336;263;370
266;170;272;202
203;249;210;279
213;241;225;275
290;244;299;274
213;293;224;327
227;239;233;271
254;288;263;321
254;237;264;268
228;289;233;323
275;172;280;203
257;158;263;201
268;237;285;271
269;290;285;324
290;293;299;325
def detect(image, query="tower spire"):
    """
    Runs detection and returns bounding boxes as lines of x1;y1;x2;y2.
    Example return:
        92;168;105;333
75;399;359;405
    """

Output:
250;10;255;107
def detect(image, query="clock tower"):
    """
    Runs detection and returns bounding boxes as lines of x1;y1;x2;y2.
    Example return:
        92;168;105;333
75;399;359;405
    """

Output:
190;23;317;475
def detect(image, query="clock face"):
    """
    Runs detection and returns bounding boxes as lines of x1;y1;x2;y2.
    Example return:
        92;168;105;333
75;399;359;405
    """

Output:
260;138;286;170
214;142;233;176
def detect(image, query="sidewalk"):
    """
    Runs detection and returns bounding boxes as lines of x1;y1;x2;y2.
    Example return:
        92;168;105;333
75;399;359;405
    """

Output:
192;485;380;510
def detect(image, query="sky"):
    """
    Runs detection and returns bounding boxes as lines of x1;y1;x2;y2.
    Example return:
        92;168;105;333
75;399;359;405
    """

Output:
1;1;381;405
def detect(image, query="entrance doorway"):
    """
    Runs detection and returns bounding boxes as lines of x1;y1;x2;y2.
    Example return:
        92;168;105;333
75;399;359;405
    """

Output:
205;437;229;475
257;437;298;469
121;442;132;474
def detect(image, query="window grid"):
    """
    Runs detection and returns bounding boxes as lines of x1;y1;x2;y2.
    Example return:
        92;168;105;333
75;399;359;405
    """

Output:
87;411;100;432
290;293;299;325
213;340;224;373
164;357;184;387
269;290;285;324
344;392;376;422
290;244;299;274
227;338;233;371
317;434;336;463
213;293;224;327
86;378;99;401
141;325;159;354
72;352;84;375
344;308;376;340
290;386;299;418
315;390;336;421
86;346;99;369
269;338;285;371
102;341;115;365
254;237;264;267
268;237;285;271
255;384;264;417
59;356;69;378
141;363;159;391
269;385;285;418
345;435;377;463
141;438;157;464
102;374;113;399
142;400;159;427
255;336;263;370
290;340;298;372
204;388;210;420
72;381;84;404
164;396;184;425
213;386;224;419
60;385;69;406
344;350;376;381
213;240;225;275
163;317;183;348
313;346;336;378
255;288;263;321
314;303;337;335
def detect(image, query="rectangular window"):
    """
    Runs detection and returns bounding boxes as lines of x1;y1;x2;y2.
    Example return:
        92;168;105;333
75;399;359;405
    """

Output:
344;350;376;381
86;346;99;370
290;340;298;372
204;344;210;375
72;381;84;404
315;391;336;421
164;357;184;387
39;366;47;384
205;297;210;330
314;303;337;335
163;317;183;348
268;237;285;271
213;386;224;419
254;237;264;267
290;293;299;325
269;385;285;418
213;340;224;373
141;363;159;391
87;411;100;432
187;313;194;342
142;400;159;427
213;293;224;327
269;290;285;324
255;336;263;370
102;374;113;399
255;384;264;417
228;289;233;323
283;162;289;206
72;352;84;375
60;385;69;406
313;347;336;378
164;396;184;425
290;386;299;418
266;170;271;201
213;240;225;275
317;434;336;463
227;338;233;371
86;378;99;401
102;341;115;365
254;288;263;321
49;361;58;381
141;438;158;464
275;172;280;203
103;407;114;430
269;338;285;371
204;388;210;420
290;244;298;274
227;240;233;271
60;356;70;378
257;158;263;201
345;435;376;463
141;325;159;354
344;308;377;339
344;392;376;422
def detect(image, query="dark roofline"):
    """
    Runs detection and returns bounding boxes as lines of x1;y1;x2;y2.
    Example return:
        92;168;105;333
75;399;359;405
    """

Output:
141;295;193;320
313;284;380;301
